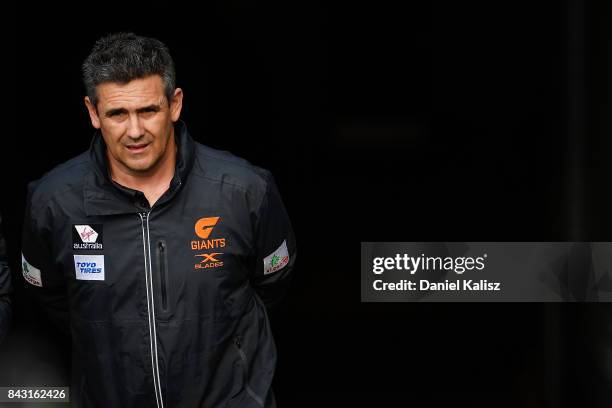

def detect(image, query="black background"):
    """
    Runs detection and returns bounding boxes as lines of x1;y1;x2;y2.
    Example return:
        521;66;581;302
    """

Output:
2;1;612;406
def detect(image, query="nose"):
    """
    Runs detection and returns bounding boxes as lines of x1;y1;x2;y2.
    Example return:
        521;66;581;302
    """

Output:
126;113;145;140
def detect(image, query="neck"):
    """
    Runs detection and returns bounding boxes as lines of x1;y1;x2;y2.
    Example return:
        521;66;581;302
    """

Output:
108;132;177;206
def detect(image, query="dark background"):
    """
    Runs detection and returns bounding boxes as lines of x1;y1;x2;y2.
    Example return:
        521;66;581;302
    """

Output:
2;0;611;406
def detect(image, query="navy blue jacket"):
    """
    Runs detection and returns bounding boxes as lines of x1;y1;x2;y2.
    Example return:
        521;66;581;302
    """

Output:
22;121;296;407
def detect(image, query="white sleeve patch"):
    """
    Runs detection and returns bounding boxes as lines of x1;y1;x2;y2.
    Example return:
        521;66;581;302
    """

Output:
263;240;290;275
22;253;42;287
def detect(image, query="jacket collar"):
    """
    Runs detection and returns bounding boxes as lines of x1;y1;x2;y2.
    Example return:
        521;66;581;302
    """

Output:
84;120;196;216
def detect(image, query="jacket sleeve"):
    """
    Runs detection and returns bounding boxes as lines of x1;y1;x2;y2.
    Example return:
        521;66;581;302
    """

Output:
21;185;70;336
250;171;297;309
0;212;12;344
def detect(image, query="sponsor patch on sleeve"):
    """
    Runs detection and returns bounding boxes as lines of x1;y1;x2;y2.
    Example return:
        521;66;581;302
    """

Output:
22;253;42;287
263;240;290;275
74;255;105;281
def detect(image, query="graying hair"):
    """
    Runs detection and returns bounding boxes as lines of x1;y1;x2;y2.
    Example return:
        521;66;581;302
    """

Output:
82;32;176;107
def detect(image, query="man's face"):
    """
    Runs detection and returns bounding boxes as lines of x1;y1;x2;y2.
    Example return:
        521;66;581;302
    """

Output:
84;75;183;175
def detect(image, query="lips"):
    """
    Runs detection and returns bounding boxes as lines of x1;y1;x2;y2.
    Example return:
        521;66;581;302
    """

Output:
125;143;151;153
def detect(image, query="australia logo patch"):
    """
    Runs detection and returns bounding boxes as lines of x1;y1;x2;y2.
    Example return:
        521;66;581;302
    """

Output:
73;224;104;250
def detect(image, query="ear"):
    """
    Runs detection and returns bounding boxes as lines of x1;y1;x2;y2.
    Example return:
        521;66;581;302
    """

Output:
84;96;101;129
170;88;183;122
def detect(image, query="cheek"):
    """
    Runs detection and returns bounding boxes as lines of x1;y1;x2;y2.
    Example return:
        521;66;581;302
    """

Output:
148;118;172;143
152;115;171;130
101;126;125;150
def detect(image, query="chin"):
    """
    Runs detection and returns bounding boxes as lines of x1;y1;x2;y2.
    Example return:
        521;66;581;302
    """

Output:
123;159;155;173
132;164;155;173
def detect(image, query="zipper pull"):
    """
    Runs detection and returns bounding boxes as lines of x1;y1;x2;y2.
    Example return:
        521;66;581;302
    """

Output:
235;335;242;348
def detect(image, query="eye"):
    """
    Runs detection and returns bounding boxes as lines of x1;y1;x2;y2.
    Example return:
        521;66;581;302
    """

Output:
141;107;158;114
107;110;126;118
139;107;159;118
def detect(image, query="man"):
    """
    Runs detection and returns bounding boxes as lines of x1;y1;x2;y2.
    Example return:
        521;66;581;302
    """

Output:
22;33;296;408
0;212;11;344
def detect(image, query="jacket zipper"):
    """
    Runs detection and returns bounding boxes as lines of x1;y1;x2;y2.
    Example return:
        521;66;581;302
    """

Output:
139;212;164;408
234;336;265;407
157;240;168;312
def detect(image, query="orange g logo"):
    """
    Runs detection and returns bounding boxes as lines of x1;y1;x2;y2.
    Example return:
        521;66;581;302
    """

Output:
194;217;220;239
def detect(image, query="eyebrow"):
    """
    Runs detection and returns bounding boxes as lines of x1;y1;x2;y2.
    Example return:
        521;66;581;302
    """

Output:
104;104;162;118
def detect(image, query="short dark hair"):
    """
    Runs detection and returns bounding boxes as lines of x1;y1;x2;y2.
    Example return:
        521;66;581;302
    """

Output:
82;32;176;107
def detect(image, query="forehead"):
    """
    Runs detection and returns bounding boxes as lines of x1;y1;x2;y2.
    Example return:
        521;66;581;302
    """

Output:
96;75;166;109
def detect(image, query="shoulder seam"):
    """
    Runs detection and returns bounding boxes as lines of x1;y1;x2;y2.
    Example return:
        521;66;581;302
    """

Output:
189;172;252;195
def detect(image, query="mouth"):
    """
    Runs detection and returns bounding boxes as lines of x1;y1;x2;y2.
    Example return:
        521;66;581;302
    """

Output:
125;143;151;154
